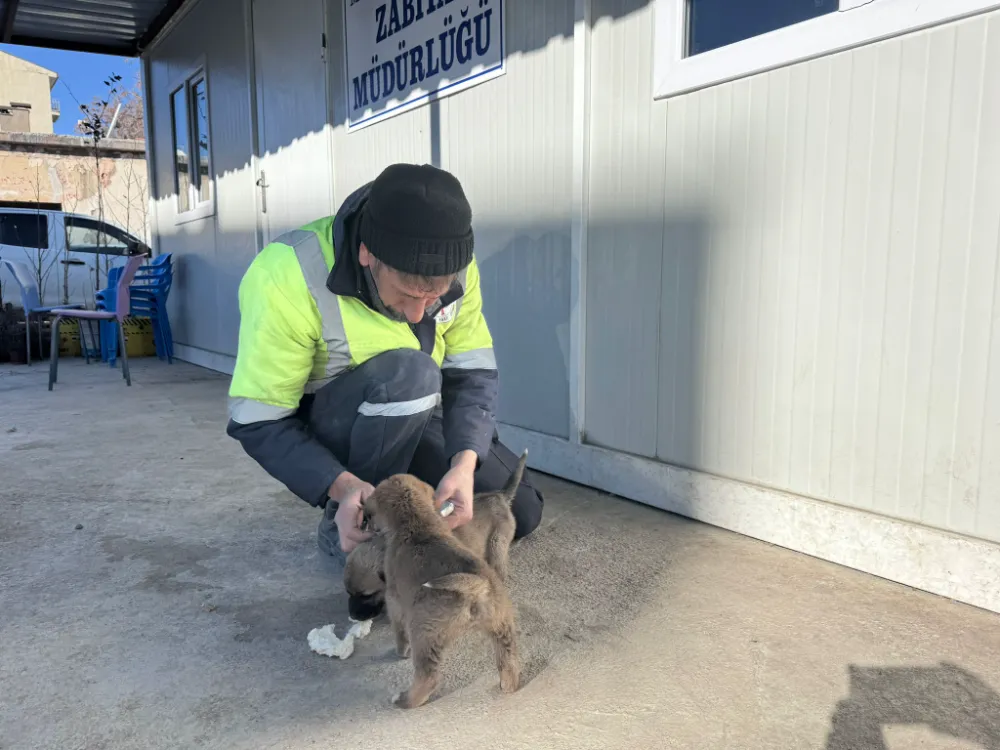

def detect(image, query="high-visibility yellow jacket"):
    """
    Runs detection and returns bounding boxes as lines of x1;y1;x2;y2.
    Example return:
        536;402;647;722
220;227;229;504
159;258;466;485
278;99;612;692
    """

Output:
225;182;498;506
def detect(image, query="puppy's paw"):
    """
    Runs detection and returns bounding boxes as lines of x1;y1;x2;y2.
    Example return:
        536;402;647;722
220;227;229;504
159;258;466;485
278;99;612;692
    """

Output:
500;668;520;694
392;691;413;709
395;643;411;659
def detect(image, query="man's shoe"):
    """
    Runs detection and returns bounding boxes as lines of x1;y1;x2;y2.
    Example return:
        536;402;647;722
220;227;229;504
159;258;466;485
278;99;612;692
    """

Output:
317;501;346;564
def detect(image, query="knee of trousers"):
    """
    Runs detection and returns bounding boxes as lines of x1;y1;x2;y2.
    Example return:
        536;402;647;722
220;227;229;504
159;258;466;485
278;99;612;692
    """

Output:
511;482;544;540
356;349;442;409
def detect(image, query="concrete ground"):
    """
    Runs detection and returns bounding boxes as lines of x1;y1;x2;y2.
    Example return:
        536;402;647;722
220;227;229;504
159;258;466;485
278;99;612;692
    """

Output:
3;359;1000;750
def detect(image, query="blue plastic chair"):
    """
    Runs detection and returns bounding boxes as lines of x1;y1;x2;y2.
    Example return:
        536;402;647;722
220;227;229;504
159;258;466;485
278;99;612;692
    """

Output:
129;254;173;363
0;258;84;365
96;254;173;365
95;265;124;364
130;272;173;363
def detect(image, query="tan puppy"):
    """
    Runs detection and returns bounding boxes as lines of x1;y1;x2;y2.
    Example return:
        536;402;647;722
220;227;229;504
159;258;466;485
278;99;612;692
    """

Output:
344;450;526;622
361;472;521;709
343;531;390;621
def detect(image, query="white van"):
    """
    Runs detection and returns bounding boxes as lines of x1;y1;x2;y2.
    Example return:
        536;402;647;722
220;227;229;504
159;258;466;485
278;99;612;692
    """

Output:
0;207;150;310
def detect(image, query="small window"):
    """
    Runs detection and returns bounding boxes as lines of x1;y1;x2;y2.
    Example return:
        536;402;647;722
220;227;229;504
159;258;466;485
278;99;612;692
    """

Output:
169;67;213;219
0;212;49;250
64;217;135;256
687;0;840;56
171;87;191;214
654;0;1000;100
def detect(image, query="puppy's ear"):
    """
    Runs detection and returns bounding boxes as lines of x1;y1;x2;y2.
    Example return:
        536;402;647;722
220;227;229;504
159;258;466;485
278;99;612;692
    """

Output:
359;496;375;531
361;491;381;521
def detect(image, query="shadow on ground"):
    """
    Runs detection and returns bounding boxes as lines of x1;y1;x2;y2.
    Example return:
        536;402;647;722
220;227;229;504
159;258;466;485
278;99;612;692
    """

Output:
825;662;1000;749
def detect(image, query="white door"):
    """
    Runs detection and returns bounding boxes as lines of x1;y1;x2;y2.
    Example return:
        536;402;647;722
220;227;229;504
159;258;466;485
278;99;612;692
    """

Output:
251;0;334;245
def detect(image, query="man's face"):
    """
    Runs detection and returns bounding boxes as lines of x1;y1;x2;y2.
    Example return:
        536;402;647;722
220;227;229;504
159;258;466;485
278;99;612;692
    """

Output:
359;242;454;324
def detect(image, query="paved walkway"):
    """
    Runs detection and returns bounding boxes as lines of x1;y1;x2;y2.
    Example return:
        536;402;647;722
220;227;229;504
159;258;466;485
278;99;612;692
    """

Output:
2;360;999;749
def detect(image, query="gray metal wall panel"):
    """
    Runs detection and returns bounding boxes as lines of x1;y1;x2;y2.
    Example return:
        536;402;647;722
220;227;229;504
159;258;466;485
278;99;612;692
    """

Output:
586;1;1000;543
146;0;257;357
326;0;575;438
252;0;335;243
584;4;666;456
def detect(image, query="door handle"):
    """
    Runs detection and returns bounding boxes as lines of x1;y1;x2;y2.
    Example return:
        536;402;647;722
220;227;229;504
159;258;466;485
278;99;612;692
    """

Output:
256;171;269;213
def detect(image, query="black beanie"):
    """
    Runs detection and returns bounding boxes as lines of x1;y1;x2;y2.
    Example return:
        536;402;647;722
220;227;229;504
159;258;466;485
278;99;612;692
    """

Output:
357;163;474;278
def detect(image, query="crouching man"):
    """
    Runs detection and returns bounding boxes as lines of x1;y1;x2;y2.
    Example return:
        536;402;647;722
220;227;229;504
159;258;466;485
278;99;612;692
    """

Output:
225;162;544;562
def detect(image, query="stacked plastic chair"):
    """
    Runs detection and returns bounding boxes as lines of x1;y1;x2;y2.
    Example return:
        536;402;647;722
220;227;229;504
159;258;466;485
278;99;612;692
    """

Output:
129;254;174;364
95;265;123;363
95;253;174;366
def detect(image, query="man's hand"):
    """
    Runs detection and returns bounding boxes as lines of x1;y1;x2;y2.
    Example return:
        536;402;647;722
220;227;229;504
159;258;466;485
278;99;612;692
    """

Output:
329;472;375;554
434;450;477;530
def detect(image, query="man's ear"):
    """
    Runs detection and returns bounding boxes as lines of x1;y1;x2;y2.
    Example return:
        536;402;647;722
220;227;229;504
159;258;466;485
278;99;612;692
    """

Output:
358;242;372;267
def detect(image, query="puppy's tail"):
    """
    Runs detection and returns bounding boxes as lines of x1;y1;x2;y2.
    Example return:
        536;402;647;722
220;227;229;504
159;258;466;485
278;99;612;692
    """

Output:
422;573;491;599
499;449;529;507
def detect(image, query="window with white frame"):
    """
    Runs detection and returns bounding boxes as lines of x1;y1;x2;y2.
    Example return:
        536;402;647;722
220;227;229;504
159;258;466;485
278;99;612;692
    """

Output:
170;68;213;219
653;0;1000;99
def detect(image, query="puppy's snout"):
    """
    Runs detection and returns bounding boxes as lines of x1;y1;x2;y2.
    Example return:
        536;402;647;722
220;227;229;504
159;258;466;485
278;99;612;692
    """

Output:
348;593;385;621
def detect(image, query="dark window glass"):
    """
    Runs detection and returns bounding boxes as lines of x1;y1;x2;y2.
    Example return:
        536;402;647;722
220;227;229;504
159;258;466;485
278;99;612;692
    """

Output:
64;217;134;256
0;212;49;249
171;87;190;213
0;200;61;210
192;78;211;203
687;0;840;57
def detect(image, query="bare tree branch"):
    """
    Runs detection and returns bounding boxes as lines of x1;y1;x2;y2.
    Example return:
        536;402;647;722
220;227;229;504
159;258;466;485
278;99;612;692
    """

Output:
77;72;125;291
75;68;143;141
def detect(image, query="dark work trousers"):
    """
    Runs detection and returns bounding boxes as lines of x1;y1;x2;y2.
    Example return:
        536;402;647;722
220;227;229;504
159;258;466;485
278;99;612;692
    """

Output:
304;348;544;543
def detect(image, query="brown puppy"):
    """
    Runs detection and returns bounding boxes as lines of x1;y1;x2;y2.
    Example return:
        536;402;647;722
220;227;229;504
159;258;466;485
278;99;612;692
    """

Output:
344;450;526;622
361;472;521;709
343;531;389;621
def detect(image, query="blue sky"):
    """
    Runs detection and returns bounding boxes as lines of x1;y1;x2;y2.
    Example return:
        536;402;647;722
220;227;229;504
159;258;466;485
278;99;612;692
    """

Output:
0;43;140;136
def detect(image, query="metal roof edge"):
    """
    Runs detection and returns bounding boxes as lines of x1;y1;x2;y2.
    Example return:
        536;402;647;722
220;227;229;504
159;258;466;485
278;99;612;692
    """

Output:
137;0;202;56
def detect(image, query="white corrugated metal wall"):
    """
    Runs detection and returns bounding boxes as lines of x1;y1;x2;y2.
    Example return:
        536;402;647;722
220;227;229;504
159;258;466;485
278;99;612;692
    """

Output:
586;1;1000;546
143;0;1000;611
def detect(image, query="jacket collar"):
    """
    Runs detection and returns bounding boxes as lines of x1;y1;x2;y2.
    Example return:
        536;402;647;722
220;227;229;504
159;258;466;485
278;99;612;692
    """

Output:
327;181;372;301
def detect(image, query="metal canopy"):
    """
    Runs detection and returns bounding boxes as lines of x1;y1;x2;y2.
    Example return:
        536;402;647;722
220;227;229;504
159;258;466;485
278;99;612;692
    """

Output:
0;0;187;55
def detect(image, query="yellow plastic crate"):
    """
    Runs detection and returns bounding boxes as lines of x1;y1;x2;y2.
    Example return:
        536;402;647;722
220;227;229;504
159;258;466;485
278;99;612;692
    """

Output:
55;316;156;358
58;320;81;357
121;317;158;357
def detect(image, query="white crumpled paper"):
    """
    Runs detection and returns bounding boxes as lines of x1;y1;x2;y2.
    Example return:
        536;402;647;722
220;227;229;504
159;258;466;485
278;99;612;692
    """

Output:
307;619;373;659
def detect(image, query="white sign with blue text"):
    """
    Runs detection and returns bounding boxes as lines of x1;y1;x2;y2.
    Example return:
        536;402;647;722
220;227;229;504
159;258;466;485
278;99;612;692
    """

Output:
344;0;505;131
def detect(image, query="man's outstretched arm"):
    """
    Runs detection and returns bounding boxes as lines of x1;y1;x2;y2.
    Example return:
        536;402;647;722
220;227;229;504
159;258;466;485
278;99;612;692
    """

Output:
439;257;499;467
